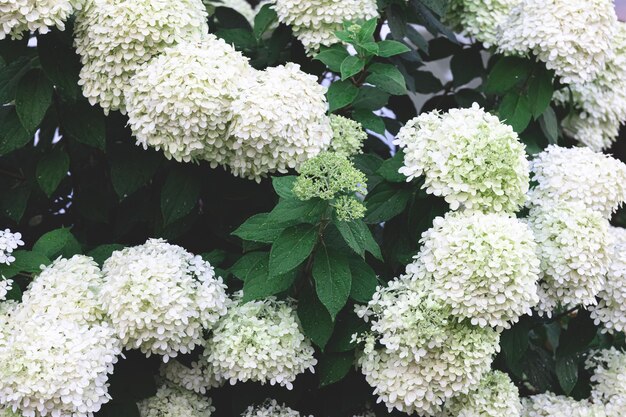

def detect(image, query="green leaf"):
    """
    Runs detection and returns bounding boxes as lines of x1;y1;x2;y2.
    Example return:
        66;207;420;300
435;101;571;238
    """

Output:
0;56;36;104
232;213;298;243
15;69;53;133
0;182;31;222
364;182;412;223
357;41;379;56
409;0;457;41
376;151;405;183
315;46;350;73
216;28;257;50
500;316;531;374
38;29;81;100
36;147;69;197
366;63;407;95
351;109;385;134
340;56;365;81
420;0;448;16
214;6;252;29
201;249;226;266
412;70;443;94
298;284;334;349
539;107;558;145
269;224;317;275
317;352;353;387
334;218;381;260
555;355;578;395
351;86;390;110
499;92;532;133
253;3;277;39
528;67;554;118
484;56;532;94
0;107;32;156
110;147;161;199
312;243;352;319
241;255;297;301
268;198;326;224
160;166;201;226
61;102;106;150
358;18;378;41
33;227;81;259
272;175;296;199
349;257;378;303
377;40;411;57
88;244;124;266
230;251;268;281
450;48;484;87
327;312;368;352
0;250;50;278
327;80;359;112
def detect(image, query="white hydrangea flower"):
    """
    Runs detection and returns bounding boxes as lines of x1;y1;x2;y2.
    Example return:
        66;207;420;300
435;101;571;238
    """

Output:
138;385;214;417
329;114;367;157
74;0;208;114
587;348;626;414
418;211;540;329
101;239;229;361
528;145;626;218
527;204;611;315
228;63;333;181
496;0;618;85
0;280;11;302
356;266;500;415
0;0;79;40
0;229;23;265
241;399;305;417
273;0;379;54
126;37;252;163
160;356;221;394
394;103;529;213
438;370;522;417
446;0;518;47
203;294;317;389
521;393;607;417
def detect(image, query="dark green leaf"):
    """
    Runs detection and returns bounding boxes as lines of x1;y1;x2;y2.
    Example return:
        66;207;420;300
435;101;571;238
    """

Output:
233;213;298;243
387;5;407;40
340;56;365;81
357;42;379;56
484;56;532;94
242;258;297;301
312;243;351;319
0;107;32;155
110;147;160;199
450;48;484;87
315;46;350;73
327;80;359;112
0;250;50;278
272;175;297;199
327;312;368;352
364;182;412;223
253;3;277;39
366;63;407;95
268;198;326;224
528;67;554;118
36;147;69;197
214;6;252;30
38;29;81;100
539;107;558;145
499;92;532;133
33;228;81;258
376;151;405;183
412;70;443;94
409;0;457;41
555;355;578;395
160;166;201;226
298;284;334;349
230;251;268;281
358;18;378;41
216;28;257;50
269;224;317;275
201;249;226;266
420;0;448;16
351;109;385;134
377;40;411;57
406;25;429;53
88;244;124;266
501;316;531;372
0;56;35;104
61;102;106;150
351;86;390;110
317;352;353;387
0;182;31;222
349;257;378;303
15;69;53;133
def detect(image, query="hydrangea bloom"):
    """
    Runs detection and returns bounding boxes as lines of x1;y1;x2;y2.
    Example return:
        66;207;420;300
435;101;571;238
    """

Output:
0;280;11;302
356;265;500;415
521;393;607;417
587;348;626;414
394;104;529;213
527;204;611;315
528;145;626;218
273;0;379;53
0;229;23;265
439;370;522;417
74;0;208;114
446;0;518;47
329;115;367;157
101;239;229;361
496;0;618;84
203;295;317;389
0;0;79;40
241;400;305;417
418;212;540;329
228;63;332;180
138;385;214;417
126;37;252;163
160;356;221;394
293;152;367;200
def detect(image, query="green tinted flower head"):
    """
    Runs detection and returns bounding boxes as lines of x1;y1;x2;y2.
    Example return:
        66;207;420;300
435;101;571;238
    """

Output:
329;114;367;157
333;195;366;221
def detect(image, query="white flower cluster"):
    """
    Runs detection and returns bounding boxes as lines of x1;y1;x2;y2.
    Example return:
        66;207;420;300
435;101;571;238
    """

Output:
101;239;229;361
496;0;618;85
203;295;316;389
446;0;517;47
138;385;214;417
329;114;367;157
587;348;626;415
0;256;121;417
438;370;522;417
394;103;529;213
126;37;252;163
522;393;607;417
0;280;11;302
273;0;379;54
160;356;221;394
0;0;79;40
418;211;540;329
73;0;208;114
241;400;305;417
356;264;500;415
0;229;23;265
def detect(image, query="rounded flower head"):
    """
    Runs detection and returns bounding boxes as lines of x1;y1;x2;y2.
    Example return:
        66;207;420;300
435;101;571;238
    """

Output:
587;348;626;413
528;145;626;218
241;400;306;417
273;0;379;54
394;103;529;213
527;203;611;315
228;63;332;180
446;0;517;47
329;115;367;157
126;37;252;163
356;266;500;415
418;211;540;329
160;356;221;394
293;152;367;200
0;280;11;302
0;229;23;265
138;385;214;417
74;0;208;114
101;239;229;361
439;370;522;417
203;295;317;389
496;0;618;85
0;0;79;40
521;393;607;417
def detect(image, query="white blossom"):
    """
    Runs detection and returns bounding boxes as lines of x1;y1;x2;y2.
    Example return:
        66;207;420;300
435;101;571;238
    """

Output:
0;280;12;302
446;0;518;47
521;393;607;417
160;356;221;394
0;0;80;40
528;145;626;218
241;400;306;417
496;0;618;85
273;0;379;54
394;103;529;213
228;63;332;181
203;295;317;389
126;37;252;163
0;229;23;265
138;385;214;417
74;0;208;114
587;348;626;415
101;239;229;361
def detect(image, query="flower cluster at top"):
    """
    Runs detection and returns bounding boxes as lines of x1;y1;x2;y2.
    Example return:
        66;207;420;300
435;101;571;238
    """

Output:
446;0;518;47
0;0;80;40
138;384;215;417
586;348;626;415
521;392;608;417
0;229;23;265
328;115;367;157
241;399;307;417
203;294;317;389
160;357;221;394
394;103;529;213
272;0;379;54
